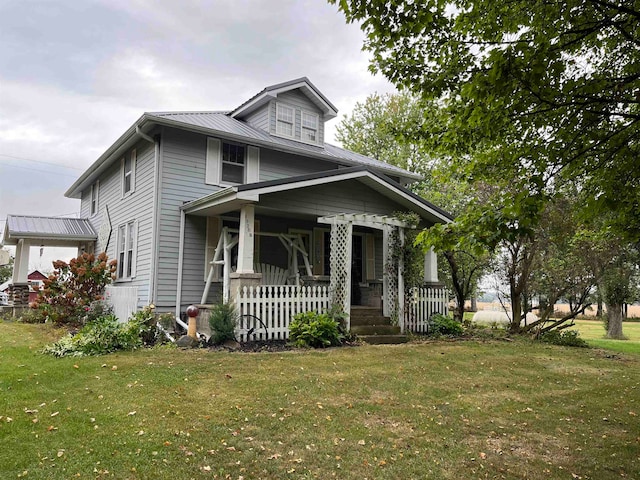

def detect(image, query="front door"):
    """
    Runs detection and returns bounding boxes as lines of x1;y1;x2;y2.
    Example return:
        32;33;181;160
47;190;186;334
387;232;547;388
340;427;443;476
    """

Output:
351;235;363;305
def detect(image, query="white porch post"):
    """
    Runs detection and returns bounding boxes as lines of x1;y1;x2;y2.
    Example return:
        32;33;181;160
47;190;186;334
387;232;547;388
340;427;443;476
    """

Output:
236;204;255;274
382;225;390;317
423;247;439;283
12;239;30;283
398;228;405;333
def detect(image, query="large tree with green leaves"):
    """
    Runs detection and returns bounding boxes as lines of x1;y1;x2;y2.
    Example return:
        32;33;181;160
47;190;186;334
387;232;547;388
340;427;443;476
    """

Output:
331;0;640;241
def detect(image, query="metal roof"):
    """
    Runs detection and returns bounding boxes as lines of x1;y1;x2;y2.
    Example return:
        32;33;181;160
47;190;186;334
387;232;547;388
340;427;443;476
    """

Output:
147;111;419;180
2;215;97;245
183;166;453;225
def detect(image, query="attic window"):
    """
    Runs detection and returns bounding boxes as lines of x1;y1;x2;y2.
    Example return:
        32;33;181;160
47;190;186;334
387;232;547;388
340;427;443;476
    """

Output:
276;103;294;137
302;111;318;142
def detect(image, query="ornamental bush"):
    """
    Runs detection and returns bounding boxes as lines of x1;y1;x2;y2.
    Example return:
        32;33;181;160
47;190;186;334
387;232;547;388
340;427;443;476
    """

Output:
429;313;464;336
32;252;116;326
289;311;343;348
208;302;238;345
539;329;589;348
42;314;152;357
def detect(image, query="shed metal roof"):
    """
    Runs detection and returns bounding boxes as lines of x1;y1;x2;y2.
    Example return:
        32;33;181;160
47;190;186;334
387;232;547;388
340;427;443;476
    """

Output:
2;215;97;245
147;111;418;180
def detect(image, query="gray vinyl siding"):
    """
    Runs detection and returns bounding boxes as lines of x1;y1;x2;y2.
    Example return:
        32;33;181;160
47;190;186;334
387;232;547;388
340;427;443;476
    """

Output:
269;91;325;145
84;139;156;308
243;105;269;132
259;180;407;218
260;148;337;181
155;127;223;309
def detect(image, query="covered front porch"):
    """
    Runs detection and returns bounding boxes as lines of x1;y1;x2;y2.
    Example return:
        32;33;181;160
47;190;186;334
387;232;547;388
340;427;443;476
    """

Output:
177;168;450;340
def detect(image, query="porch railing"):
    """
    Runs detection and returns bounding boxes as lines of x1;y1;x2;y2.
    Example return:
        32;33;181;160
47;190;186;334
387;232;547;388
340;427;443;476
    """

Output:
404;286;449;334
235;285;331;342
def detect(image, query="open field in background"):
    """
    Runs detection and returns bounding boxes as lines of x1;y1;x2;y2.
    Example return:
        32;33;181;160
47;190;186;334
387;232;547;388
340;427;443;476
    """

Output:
474;302;640;319
570;320;640;355
1;322;639;480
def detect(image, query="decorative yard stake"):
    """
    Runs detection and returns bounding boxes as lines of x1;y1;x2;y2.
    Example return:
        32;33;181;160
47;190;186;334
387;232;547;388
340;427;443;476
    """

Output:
186;305;199;338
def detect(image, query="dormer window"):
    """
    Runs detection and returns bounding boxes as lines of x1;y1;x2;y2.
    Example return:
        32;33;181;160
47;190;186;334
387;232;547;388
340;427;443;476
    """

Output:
121;149;136;197
276;104;295;137
302;111;318;142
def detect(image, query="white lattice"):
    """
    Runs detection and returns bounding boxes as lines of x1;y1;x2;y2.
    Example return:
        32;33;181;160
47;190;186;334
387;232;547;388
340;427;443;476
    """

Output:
385;225;400;324
329;222;352;313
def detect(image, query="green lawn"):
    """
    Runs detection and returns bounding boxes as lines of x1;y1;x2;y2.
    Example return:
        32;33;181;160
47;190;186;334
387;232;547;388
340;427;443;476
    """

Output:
571;319;640;355
1;321;639;479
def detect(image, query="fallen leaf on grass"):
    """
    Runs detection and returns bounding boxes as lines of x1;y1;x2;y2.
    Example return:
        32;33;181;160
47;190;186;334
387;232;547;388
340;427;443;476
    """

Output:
358;440;366;446
50;412;59;417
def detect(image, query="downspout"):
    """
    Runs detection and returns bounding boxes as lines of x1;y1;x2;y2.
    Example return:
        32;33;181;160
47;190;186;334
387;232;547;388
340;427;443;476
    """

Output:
135;125;158;306
148;133;162;305
175;209;186;325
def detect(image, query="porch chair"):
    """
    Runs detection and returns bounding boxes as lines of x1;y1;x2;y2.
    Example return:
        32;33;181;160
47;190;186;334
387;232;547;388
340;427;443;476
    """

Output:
254;263;290;285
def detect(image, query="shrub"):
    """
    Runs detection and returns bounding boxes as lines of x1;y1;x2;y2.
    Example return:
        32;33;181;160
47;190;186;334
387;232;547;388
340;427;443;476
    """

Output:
16;307;46;324
539;329;589;348
208;303;237;345
429;313;464;336
42;313;150;357
32;252;116;326
129;305;162;346
289;311;342;348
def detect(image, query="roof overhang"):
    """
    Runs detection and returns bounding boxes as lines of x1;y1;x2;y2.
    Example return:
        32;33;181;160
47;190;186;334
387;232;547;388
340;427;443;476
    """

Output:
2;215;97;247
182;167;453;225
229;77;338;120
65;114;157;199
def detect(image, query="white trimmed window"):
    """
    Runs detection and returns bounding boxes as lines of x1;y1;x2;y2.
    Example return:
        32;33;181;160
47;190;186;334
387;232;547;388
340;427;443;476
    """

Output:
221;142;246;183
90;181;99;216
301;111;318;142
122;149;136;196
116;220;137;280
276;103;295;137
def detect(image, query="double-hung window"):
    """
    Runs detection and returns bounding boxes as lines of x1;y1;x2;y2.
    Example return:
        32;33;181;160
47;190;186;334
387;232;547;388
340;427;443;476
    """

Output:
122;149;136;196
276;103;295;137
90;181;99;216
117;220;136;280
301;111;318;142
221;142;245;184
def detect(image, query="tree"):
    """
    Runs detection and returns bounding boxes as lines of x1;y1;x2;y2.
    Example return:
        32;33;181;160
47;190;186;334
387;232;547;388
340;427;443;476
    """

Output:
337;92;492;321
331;0;640;241
336;92;434;174
0;254;13;284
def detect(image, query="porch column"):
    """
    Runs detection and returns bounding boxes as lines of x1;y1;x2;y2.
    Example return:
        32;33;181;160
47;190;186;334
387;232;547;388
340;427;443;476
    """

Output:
423;247;439;284
12;239;30;283
236;204;256;274
382;226;390;317
398;228;405;333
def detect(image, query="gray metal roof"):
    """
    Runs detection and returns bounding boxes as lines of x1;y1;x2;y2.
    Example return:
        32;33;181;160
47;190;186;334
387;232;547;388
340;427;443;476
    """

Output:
2;215;97;245
147;111;420;180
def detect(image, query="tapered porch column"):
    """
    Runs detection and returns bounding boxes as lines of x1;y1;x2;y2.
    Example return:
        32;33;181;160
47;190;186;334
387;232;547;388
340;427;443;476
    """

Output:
423;247;439;284
12;239;30;283
236;204;256;274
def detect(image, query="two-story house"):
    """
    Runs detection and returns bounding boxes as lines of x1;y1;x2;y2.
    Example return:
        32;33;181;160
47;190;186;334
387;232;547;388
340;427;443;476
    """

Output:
3;78;451;337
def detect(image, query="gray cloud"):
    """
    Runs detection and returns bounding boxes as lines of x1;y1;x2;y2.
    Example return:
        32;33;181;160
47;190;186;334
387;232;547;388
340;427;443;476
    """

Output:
0;0;395;268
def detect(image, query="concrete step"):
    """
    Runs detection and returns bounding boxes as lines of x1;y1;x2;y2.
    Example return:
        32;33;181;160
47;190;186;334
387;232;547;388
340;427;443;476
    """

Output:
358;334;409;345
350;306;392;327
350;325;401;336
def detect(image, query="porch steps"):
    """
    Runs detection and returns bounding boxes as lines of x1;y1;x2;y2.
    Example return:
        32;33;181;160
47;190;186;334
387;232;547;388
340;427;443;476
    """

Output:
350;306;408;345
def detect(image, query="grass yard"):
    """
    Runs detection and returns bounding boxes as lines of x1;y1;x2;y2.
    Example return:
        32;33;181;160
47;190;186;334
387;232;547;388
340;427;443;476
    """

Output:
571;320;640;355
1;322;639;480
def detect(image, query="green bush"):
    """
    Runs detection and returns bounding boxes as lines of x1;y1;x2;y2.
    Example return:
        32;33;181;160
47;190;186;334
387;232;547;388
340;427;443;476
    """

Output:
208;303;237;345
539;329;589;348
429;313;464;336
42;314;151;357
289;311;342;348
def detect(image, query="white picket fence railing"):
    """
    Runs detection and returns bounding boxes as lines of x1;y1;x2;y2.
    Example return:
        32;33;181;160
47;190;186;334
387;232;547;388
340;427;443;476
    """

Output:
404;286;449;334
235;285;331;342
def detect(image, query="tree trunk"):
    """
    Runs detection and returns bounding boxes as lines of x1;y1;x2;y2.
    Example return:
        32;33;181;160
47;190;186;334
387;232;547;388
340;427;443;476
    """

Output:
470;297;477;312
509;281;522;334
606;303;625;339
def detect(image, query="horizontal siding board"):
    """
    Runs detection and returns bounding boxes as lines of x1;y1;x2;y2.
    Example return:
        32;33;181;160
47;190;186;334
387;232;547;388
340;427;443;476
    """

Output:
85;139;156;308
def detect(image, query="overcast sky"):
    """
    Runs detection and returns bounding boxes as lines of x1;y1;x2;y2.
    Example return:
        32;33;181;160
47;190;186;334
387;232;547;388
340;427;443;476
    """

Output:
0;0;394;272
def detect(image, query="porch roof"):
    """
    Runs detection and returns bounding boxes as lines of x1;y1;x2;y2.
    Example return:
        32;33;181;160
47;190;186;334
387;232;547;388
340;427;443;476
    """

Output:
2;215;97;246
181;167;453;224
